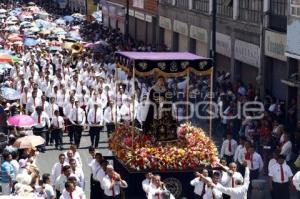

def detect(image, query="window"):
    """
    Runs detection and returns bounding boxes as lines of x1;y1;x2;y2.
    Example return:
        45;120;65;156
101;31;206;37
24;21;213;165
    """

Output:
291;0;300;17
239;0;262;23
193;0;209;12
160;0;174;6
270;0;287;16
217;0;233;17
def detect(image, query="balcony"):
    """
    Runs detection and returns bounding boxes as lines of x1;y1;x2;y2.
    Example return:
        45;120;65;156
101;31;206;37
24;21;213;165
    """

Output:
160;0;175;6
269;0;287;32
238;0;262;24
176;0;189;9
217;0;233;18
193;0;209;13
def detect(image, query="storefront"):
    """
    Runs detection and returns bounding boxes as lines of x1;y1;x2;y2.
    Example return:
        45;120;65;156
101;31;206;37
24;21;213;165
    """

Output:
215;32;231;73
102;2;125;31
159;16;172;49
189;25;208;57
234;39;260;86
264;30;287;100
173;20;188;52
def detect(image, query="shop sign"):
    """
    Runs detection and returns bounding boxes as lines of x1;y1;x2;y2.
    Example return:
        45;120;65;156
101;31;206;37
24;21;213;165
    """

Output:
265;30;287;61
216;32;231;57
235;39;260;68
145;15;152;23
134;11;145;20
173;20;188;36
129;9;135;16
159;16;172;30
190;25;207;44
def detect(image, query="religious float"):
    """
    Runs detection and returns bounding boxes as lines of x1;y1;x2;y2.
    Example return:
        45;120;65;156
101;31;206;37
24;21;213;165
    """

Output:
108;52;217;198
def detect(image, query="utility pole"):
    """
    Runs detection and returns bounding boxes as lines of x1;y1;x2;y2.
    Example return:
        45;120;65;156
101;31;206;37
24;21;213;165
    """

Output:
125;0;129;42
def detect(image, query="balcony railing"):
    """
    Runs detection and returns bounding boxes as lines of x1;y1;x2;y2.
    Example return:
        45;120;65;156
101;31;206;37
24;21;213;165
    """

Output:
176;0;189;9
239;0;262;24
193;0;209;13
217;0;233;18
160;0;175;6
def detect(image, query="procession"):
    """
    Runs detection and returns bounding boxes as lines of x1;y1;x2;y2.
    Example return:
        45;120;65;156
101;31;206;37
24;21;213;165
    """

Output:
0;1;300;199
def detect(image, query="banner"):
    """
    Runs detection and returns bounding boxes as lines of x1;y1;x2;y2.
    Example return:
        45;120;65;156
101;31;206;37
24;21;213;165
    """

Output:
133;0;144;9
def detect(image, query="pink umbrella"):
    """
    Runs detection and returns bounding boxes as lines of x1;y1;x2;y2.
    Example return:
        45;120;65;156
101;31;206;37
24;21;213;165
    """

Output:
7;115;36;127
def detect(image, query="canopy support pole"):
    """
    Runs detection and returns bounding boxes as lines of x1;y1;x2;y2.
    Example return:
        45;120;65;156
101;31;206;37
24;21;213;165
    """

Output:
186;69;190;122
209;68;214;138
132;64;136;151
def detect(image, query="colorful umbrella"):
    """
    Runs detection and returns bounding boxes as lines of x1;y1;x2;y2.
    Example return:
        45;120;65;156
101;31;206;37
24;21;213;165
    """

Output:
0;87;21;100
0;54;13;63
24;38;39;46
13;135;45;149
63;15;74;22
7;114;35;127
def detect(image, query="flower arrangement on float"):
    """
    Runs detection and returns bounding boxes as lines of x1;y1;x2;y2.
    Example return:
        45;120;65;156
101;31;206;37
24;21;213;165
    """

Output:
108;123;218;171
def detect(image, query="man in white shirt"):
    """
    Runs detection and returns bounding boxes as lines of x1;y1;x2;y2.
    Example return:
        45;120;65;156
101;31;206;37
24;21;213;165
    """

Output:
47;96;59;120
220;133;237;164
63;97;75;144
269;155;293;199
31;106;50;152
20;86;30;112
190;169;210;199
279;133;293;163
42;173;55;199
142;172;153;197
292;171;300;198
69;158;85;189
64;146;83;169
26;91;41;114
87;103;104;148
243;144;263;181
69;100;86;148
268;150;280;176
233;136;246;172
59;181;83;199
89;153;104;199
203;172;223;199
102;165;128;198
208;162;250;199
55;165;73;199
51;154;68;186
104;101;116;136
220;162;243;188
51;110;64;150
146;175;174;199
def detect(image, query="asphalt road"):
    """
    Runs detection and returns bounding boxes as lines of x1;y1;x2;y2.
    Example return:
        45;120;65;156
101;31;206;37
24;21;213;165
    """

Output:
36;130;113;199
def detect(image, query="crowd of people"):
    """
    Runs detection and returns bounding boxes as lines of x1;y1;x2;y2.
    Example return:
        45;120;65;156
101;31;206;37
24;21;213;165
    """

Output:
0;1;300;199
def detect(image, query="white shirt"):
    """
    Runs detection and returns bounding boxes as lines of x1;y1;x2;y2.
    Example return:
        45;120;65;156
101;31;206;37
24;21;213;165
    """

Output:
64;152;83;168
220;139;238;157
215;167;250;199
234;145;244;164
59;189;85;199
102;175;128;196
203;185;223;199
51;116;65;129
292;171;300;191
26;97;41;114
146;183;175;199
20;92;31;105
72;167;85;189
221;172;244;188
87;108;104;125
51;162;69;185
269;163;293;183
69;107;86;125
268;158;278;175
47;103;59;119
89;160;102;181
31;111;51;128
142;178;151;194
243;152;264;171
44;183;55;199
190;177;207;196
103;106;116;124
63;102;75;119
95;167;106;189
119;103;133;121
280;141;292;162
39;101;50;113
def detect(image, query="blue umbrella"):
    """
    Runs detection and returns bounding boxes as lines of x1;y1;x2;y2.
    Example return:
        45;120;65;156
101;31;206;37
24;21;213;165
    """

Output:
63;15;74;22
0;87;20;100
24;38;39;46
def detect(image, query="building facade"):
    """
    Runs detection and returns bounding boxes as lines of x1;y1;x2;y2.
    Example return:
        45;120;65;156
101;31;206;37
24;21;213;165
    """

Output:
102;0;158;45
